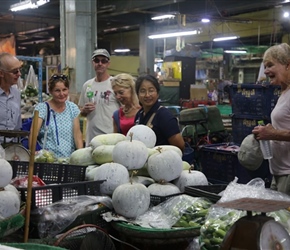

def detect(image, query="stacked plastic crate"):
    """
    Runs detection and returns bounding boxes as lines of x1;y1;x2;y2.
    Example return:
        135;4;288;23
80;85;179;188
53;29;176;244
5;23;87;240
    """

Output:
230;84;281;144
199;84;281;186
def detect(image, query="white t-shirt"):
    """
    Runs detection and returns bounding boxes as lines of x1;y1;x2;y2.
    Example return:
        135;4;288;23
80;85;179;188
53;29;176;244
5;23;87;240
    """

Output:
270;88;290;175
79;77;120;146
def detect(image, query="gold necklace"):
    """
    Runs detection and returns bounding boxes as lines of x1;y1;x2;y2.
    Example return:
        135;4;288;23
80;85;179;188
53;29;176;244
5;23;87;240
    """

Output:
123;106;133;114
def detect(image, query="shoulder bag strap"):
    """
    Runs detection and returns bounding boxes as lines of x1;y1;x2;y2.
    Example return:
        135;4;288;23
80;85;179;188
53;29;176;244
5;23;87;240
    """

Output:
113;109;121;133
146;106;163;129
42;102;50;149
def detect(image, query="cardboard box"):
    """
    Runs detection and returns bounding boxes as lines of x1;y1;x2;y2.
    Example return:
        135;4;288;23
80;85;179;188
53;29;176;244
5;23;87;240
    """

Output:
163;81;180;87
190;86;208;100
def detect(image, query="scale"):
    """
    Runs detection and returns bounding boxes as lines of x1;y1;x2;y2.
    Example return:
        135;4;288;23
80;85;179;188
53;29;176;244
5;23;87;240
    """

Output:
217;197;290;250
0;130;30;161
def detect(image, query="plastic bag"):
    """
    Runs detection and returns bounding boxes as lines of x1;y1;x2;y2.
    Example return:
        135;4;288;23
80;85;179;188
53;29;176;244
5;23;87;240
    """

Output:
34;195;112;238
11;175;46;188
135;194;212;229
34;149;56;163
199;206;244;250
24;65;38;97
218;177;290;204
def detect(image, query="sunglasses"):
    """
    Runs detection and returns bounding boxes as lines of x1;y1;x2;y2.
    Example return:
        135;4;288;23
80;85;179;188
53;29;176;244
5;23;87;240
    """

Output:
93;58;109;64
50;74;68;81
0;67;22;75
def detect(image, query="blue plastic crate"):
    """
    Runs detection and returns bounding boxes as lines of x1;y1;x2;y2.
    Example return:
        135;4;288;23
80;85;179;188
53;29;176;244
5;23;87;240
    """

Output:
230;84;281;119
231;115;271;145
199;143;272;186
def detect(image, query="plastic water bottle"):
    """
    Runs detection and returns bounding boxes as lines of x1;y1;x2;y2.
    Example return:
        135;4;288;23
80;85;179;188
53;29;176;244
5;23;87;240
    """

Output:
258;121;273;160
86;84;94;103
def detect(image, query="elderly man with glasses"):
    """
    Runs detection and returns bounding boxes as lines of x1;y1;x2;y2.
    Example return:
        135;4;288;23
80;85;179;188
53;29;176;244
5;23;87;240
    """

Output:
0;52;23;144
78;49;120;146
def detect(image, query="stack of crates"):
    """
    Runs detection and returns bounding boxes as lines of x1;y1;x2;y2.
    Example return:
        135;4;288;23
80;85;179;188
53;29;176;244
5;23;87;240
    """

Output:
199;84;281;185
230;84;281;144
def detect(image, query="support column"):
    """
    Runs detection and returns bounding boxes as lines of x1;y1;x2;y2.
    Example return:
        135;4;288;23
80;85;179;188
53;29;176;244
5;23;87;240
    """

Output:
139;25;155;75
60;0;97;94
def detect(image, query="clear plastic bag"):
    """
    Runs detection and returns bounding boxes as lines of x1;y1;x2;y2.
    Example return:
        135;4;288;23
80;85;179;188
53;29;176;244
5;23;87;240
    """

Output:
34;149;56;163
135;194;212;229
34;195;112;238
199;206;244;250
218;177;290;204
24;65;38;97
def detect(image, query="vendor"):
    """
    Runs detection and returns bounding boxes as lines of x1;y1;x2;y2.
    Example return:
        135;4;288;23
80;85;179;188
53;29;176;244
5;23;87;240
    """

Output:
134;74;185;151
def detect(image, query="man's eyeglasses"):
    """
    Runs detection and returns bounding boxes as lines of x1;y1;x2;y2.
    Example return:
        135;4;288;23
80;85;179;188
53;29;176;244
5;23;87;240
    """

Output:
139;89;157;96
93;58;109;64
50;74;68;81
0;67;22;75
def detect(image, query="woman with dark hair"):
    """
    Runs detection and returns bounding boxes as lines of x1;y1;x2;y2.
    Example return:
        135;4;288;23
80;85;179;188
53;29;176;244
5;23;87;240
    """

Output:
29;74;83;157
135;74;185;151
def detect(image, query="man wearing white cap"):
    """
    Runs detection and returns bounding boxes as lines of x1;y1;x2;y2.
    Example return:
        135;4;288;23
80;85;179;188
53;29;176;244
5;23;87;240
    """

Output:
0;53;23;144
79;49;119;146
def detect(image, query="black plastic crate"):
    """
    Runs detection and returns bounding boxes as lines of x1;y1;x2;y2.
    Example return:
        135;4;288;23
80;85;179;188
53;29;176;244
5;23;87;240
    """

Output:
18;180;104;209
150;193;181;206
9;161;88;184
230;84;281;119
184;185;227;203
199;143;272;186
231;115;271;145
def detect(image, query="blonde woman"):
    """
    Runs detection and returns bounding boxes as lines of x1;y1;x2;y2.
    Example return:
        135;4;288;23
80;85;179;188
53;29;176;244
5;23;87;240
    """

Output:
252;43;290;195
111;73;140;135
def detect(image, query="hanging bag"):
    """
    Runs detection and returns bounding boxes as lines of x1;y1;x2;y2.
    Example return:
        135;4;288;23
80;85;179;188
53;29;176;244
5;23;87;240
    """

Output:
21;102;50;151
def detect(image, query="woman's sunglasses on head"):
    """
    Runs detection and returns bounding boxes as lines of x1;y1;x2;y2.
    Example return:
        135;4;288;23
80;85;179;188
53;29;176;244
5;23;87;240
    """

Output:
50;74;68;81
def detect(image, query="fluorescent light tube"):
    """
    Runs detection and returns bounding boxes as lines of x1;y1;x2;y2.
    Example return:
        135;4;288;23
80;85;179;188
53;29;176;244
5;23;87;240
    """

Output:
201;18;210;23
114;48;131;53
213;36;238;42
148;30;199;39
224;50;247;54
10;0;50;12
151;14;175;20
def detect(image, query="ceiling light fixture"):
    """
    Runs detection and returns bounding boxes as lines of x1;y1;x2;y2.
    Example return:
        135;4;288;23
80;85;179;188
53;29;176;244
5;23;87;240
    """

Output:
10;0;50;12
201;18;210;23
148;30;200;39
151;14;175;20
224;50;247;54
114;48;131;53
213;36;239;42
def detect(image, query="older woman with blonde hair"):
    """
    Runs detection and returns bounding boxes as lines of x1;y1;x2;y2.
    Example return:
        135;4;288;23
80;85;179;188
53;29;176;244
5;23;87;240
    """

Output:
252;43;290;195
111;73;140;135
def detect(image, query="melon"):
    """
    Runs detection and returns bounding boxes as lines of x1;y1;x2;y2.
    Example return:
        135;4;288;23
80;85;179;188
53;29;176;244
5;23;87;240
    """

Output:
147;150;183;182
69;147;95;166
126;125;156;148
112;182;150;218
153;145;182;158
147;183;180;196
92;145;114;165
85;165;99;181
0;190;20;219
89;133;126;150
173;170;208;192
93;162;129;195
112;137;148;170
0;159;13;188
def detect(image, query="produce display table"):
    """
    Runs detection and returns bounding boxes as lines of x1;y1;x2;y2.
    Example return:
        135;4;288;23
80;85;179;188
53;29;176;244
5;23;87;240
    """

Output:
111;222;199;250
